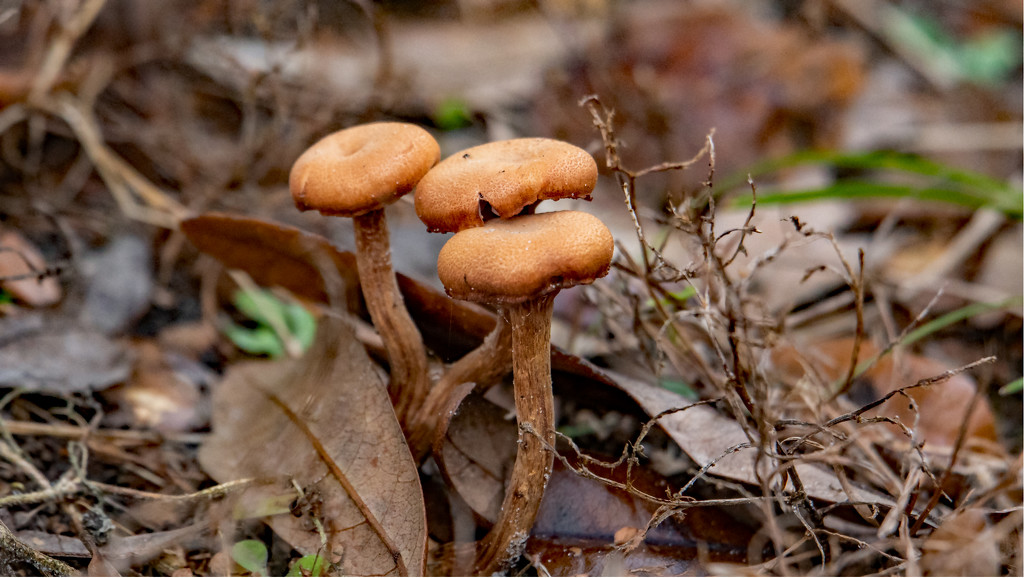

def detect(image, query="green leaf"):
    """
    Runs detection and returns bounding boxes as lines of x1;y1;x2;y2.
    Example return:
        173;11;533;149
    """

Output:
226;288;318;358
901;297;1024;348
223;324;285;358
283;302;318;353
232;539;268;576
234;288;289;329
883;7;1021;86
660;378;698;400
999;377;1023;396
723;150;1023;219
286;554;328;577
432;97;473;131
958;30;1022;85
849;297;1023;383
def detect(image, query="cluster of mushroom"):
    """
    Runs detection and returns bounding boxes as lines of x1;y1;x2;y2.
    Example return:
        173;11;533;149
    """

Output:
288;123;614;575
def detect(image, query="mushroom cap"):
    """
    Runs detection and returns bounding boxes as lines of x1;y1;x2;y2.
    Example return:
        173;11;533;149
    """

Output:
437;211;613;305
415;138;598;233
289;122;440;217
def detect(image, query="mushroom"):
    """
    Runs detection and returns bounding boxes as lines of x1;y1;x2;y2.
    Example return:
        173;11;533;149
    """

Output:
414;137;598;233
406;138;598;457
436;210;614;574
289;122;439;429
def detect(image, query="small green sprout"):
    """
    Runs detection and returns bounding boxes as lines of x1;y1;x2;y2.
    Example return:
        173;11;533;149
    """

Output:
432;97;473;131
223;288;316;358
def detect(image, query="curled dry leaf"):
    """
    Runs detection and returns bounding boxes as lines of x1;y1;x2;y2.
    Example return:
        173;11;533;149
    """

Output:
0;229;62;307
180;213;361;309
198;319;426;576
435;392;518;523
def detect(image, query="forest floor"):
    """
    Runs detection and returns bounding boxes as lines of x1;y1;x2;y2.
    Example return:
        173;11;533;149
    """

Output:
0;0;1021;576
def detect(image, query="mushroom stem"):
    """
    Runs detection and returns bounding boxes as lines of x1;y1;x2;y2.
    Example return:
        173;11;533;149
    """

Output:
407;314;513;460
352;208;430;429
475;293;557;575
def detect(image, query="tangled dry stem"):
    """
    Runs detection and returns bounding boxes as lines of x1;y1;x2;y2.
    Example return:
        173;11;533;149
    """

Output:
574;94;1019;575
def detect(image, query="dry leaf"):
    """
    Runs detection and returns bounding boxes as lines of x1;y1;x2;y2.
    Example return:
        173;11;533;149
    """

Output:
198;319;426;576
181;212;497;360
437;394;752;572
605;369;893;506
919;508;1000;576
180;213;360;308
0;229;61;307
0;320;134;393
772;337;999;449
103;341;209;433
436;392;518;523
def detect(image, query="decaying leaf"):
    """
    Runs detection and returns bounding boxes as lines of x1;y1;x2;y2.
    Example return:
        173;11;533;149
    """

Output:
180;213;360;309
605;369;894;506
80;235;154;336
436;392;518;524
0;228;62;307
771;337;999;449
437;394;752;573
198;319;426;576
0;319;134;393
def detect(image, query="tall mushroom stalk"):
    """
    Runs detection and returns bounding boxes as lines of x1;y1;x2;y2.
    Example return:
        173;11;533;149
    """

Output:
436;211;614;574
289;122;439;429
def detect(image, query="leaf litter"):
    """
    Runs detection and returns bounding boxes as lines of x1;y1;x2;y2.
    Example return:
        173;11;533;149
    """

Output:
198;317;426;576
0;1;1021;576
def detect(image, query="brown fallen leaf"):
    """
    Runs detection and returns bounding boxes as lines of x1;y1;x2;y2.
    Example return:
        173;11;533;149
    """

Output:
0;229;61;307
771;337;999;449
180;213;361;310
436;392;518;524
437;393;751;573
198;318;426;576
919;508;1001;576
604;369;894;507
103;341;209;433
14;531;90;559
181;212;497;361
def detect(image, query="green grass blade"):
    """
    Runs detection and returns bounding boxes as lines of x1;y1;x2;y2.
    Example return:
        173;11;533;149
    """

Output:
723;150;1023;218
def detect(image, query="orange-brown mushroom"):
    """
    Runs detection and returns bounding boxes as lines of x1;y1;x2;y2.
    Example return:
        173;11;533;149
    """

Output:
414;138;598;233
407;138;598;458
289;122;439;429
436;211;614;574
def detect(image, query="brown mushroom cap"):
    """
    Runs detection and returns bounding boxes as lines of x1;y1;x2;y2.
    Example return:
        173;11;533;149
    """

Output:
437;211;613;304
289;122;440;217
415;138;598;233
